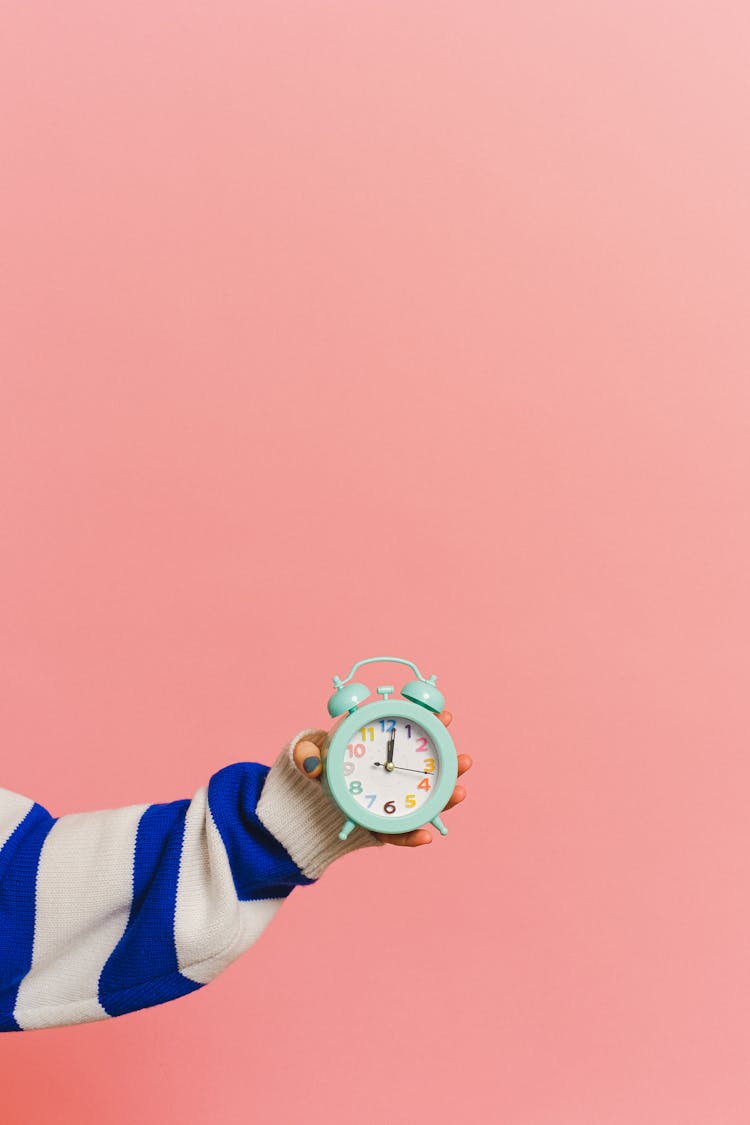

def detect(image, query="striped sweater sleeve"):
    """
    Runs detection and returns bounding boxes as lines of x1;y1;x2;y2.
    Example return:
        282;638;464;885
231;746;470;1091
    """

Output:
0;732;380;1032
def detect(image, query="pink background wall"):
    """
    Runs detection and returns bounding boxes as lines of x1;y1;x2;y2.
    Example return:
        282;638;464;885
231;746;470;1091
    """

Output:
1;3;749;1122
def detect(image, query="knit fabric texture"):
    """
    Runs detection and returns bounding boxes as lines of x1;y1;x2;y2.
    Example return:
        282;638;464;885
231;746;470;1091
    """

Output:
0;734;379;1031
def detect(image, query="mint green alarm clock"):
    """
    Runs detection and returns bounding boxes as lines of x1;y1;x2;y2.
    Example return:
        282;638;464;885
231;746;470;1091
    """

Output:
323;656;458;841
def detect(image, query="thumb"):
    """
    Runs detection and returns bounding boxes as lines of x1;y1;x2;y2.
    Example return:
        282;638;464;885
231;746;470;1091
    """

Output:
292;731;328;779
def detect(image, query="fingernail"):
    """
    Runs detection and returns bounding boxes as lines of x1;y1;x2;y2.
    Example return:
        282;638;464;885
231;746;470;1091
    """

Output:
303;756;320;774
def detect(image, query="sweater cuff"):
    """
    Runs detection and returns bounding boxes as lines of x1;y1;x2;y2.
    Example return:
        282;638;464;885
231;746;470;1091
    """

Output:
256;730;384;880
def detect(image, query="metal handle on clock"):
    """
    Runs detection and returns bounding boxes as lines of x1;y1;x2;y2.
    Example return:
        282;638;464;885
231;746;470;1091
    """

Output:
327;656;446;717
332;655;435;689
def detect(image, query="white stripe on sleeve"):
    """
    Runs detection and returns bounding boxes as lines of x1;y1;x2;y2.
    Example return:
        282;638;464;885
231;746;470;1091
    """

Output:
14;803;147;1030
174;786;284;986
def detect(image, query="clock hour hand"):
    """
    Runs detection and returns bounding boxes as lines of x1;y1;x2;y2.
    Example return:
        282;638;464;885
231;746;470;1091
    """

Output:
385;728;396;772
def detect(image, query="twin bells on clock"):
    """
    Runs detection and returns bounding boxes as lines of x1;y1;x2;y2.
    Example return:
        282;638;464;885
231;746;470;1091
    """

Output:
326;657;445;718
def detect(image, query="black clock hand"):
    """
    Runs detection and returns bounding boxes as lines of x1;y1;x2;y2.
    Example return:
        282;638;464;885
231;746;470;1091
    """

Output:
385;728;396;771
373;762;430;775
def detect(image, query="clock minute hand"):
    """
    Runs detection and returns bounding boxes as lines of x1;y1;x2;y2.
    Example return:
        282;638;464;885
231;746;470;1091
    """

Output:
373;762;430;775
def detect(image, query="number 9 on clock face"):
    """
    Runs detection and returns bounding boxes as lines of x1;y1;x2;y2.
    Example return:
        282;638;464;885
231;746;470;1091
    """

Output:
339;717;440;820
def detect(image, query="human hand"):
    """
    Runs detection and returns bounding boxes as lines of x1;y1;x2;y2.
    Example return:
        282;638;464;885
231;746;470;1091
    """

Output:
292;710;471;847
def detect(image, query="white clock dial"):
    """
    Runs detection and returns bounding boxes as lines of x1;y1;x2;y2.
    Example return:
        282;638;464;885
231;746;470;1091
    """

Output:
338;716;440;821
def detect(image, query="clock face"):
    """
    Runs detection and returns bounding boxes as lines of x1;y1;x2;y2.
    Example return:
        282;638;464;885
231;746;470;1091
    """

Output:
337;716;440;821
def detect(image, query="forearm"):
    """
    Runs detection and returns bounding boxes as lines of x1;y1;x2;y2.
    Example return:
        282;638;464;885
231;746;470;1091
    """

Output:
0;733;379;1031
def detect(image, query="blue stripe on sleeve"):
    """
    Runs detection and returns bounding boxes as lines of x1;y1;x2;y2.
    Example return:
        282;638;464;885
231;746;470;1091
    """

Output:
207;763;314;901
0;804;57;1032
98;802;201;1018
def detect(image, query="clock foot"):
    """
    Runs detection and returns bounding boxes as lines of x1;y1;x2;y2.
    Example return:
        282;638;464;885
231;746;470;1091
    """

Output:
338;819;357;841
431;815;448;836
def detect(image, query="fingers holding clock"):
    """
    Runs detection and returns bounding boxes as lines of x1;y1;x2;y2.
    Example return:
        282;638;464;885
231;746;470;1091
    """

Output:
441;753;472;812
442;752;473;811
374;827;433;847
443;785;467;812
293;731;328;779
456;752;473;780
436;714;471;814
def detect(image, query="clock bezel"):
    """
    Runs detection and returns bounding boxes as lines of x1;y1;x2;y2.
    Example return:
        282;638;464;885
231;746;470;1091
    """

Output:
322;700;458;834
